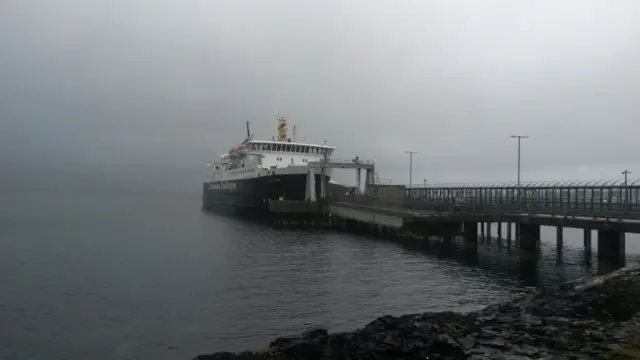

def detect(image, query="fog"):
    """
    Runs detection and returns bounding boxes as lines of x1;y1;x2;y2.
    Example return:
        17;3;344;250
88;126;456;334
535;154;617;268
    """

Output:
1;0;639;191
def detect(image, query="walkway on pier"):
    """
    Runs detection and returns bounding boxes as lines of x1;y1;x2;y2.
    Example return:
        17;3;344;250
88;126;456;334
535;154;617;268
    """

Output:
326;180;640;268
407;179;640;213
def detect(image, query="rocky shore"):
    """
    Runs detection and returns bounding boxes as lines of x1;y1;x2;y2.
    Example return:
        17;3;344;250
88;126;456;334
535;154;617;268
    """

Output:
194;266;640;360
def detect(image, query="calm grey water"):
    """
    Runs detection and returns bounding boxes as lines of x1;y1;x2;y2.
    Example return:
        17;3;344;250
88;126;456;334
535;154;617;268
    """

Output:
1;189;639;360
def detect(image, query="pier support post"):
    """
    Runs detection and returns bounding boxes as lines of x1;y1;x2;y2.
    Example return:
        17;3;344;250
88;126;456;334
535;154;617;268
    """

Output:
443;235;453;247
480;223;485;240
364;169;374;195
515;224;520;247
518;223;540;251
486;223;492;243
497;222;502;240
584;229;592;251
556;226;563;245
355;169;362;195
463;222;478;249
556;226;564;263
305;168;316;202
597;229;625;267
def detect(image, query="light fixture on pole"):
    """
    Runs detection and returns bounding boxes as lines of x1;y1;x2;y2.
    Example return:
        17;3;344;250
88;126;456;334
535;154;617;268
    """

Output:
404;150;417;193
622;170;631;212
510;135;529;205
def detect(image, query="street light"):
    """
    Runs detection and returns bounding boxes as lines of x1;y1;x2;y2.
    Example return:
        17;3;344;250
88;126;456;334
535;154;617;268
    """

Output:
404;150;417;193
510;135;529;206
622;170;631;212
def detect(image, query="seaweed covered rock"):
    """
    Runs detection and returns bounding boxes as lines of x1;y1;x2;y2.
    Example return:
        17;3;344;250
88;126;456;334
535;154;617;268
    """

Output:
193;265;640;360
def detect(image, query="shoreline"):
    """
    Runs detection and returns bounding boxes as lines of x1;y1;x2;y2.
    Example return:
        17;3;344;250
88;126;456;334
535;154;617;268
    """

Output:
193;265;640;359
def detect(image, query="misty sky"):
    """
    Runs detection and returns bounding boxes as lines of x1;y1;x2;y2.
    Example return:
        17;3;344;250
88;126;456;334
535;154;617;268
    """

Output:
1;0;639;190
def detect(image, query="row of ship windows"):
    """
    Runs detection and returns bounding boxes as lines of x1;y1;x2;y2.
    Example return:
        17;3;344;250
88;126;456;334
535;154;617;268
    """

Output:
226;166;256;172
275;157;310;163
250;143;333;156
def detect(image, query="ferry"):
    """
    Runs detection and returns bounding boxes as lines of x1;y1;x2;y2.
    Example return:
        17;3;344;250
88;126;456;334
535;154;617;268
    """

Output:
202;116;335;213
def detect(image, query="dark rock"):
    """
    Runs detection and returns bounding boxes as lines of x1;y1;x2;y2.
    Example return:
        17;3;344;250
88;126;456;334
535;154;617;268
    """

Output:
428;334;464;357
457;335;477;350
492;355;532;360
511;344;540;356
192;266;640;360
478;338;509;348
192;351;263;360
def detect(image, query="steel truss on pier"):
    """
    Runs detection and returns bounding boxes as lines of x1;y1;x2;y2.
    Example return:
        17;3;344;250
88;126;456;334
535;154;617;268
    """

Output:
407;179;640;211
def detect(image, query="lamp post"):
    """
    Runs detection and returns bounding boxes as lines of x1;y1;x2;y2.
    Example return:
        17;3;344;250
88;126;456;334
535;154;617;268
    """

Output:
510;135;529;206
404;150;417;196
622;170;631;212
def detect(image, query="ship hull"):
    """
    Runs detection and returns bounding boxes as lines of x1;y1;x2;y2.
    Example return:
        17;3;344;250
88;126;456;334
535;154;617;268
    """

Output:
201;173;330;215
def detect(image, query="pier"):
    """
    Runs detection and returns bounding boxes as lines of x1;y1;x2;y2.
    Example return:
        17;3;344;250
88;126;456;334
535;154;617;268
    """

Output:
203;156;640;271
324;180;640;271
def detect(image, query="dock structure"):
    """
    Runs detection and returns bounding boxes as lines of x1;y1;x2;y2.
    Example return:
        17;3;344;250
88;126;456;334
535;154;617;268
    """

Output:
325;180;640;271
304;158;375;201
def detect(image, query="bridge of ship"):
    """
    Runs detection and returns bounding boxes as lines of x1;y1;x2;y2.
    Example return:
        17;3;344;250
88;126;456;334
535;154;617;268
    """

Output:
406;179;640;212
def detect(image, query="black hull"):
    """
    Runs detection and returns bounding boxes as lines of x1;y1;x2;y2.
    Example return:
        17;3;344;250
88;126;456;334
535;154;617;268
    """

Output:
201;174;330;214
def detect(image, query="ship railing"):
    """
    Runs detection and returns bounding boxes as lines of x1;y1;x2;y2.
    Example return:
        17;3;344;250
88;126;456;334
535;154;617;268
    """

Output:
328;194;640;219
316;158;374;165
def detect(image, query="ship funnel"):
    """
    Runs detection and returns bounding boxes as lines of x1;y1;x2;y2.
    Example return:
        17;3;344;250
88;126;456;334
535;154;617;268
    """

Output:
276;115;288;141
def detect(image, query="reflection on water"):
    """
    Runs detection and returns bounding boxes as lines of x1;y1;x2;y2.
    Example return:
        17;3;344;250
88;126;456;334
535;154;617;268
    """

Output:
1;190;639;360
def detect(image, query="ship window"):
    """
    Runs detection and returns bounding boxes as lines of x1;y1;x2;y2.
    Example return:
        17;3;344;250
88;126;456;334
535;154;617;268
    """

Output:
276;144;281;151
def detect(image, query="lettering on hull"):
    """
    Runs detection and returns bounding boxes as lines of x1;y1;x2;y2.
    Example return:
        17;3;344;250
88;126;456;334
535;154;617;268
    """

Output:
209;182;237;190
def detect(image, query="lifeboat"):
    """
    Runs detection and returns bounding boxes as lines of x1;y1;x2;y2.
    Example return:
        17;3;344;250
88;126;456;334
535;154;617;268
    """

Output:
229;143;248;154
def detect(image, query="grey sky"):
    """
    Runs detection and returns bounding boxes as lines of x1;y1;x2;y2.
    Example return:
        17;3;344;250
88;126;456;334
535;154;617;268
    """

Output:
1;0;639;190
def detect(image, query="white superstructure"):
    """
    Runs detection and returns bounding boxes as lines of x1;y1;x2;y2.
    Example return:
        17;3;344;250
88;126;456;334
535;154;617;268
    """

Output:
211;117;336;182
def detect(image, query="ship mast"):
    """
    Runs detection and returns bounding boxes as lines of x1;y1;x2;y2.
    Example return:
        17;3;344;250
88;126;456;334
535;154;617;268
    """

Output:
276;115;288;141
245;121;251;142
